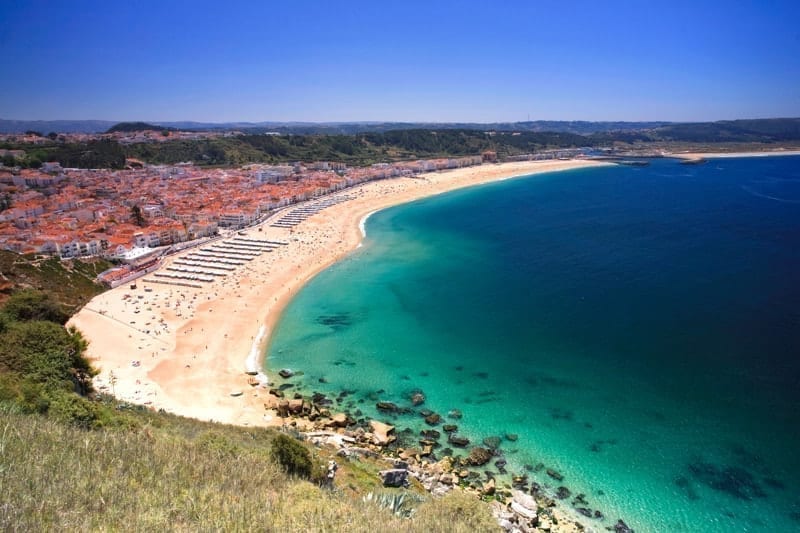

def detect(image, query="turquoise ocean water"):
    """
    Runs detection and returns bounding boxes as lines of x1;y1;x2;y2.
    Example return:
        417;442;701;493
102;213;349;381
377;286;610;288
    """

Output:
267;156;800;532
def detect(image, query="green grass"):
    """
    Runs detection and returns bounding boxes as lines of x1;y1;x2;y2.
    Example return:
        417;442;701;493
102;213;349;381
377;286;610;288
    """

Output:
0;408;499;532
0;252;110;314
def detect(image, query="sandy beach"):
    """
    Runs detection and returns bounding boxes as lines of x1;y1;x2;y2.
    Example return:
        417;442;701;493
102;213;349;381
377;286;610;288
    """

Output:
670;149;800;161
69;159;611;427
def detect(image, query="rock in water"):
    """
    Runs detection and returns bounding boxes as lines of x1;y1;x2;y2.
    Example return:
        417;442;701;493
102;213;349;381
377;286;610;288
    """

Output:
278;369;294;378
376;401;399;412
379;468;409;488
424;413;442;425
410;391;426;406
613;519;634;533
465;446;493;466
555;486;571;500
448;434;470;447
483;436;501;450
420;429;441;440
546;468;564;481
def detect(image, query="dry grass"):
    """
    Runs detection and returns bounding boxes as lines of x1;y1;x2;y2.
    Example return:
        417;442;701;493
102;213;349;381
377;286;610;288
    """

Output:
0;410;498;532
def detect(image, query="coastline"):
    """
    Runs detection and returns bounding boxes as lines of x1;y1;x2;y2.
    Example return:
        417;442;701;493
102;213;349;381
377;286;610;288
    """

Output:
69;159;610;428
68;149;800;426
669;149;800;161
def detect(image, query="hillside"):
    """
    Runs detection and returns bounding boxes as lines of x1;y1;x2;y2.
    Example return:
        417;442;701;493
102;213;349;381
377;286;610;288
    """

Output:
0;410;498;532
0;251;111;313
0;288;499;532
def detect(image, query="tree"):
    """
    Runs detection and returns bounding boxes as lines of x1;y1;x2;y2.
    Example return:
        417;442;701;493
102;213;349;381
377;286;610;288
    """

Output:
1;289;69;324
0;320;96;394
131;205;146;227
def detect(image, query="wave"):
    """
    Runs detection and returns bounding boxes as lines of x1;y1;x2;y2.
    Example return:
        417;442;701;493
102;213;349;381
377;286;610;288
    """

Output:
357;210;377;248
740;185;800;204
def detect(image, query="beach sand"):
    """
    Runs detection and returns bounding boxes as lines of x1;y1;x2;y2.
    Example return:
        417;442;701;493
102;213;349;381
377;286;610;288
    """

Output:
670;149;800;161
69;159;611;427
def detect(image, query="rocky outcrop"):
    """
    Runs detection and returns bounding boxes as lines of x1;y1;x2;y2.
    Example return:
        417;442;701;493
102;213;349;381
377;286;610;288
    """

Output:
424;413;441;425
465;446;493;466
555;486;571;500
376;401;399;412
410;391;426;406
323;412;352;428
482;436;501;450
288;398;304;415
493;490;539;531
613;519;635;533
378;468;409;488
448;434;470;447
369;420;396;446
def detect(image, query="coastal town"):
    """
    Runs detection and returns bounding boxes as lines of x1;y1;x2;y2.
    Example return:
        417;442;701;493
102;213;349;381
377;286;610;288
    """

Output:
0;147;488;282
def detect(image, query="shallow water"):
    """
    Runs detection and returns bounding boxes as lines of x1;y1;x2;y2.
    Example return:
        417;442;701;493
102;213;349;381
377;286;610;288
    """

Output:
267;156;800;532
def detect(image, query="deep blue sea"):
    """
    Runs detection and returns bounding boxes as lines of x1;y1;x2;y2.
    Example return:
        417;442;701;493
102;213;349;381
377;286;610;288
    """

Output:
267;156;800;532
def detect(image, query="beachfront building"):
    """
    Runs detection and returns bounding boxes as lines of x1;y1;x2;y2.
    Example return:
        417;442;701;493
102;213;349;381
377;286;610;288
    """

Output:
187;220;218;240
58;237;104;259
218;209;259;228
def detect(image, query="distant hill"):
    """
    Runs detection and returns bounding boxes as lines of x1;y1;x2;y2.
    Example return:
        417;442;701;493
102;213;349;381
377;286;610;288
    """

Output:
651;118;800;143
106;121;175;133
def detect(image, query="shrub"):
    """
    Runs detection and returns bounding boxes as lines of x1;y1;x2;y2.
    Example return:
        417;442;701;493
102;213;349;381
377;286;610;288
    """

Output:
47;390;100;429
1;289;69;324
18;380;50;414
0;321;95;393
197;431;241;458
270;433;313;478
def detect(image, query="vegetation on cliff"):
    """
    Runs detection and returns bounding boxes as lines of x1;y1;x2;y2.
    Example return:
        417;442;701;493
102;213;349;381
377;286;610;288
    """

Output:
0;251;110;313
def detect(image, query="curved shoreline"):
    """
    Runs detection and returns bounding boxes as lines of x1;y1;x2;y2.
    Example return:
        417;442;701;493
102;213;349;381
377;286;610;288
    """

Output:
357;210;377;248
69;159;612;428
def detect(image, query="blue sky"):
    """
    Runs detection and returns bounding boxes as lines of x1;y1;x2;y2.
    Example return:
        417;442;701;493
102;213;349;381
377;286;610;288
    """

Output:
1;0;798;122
